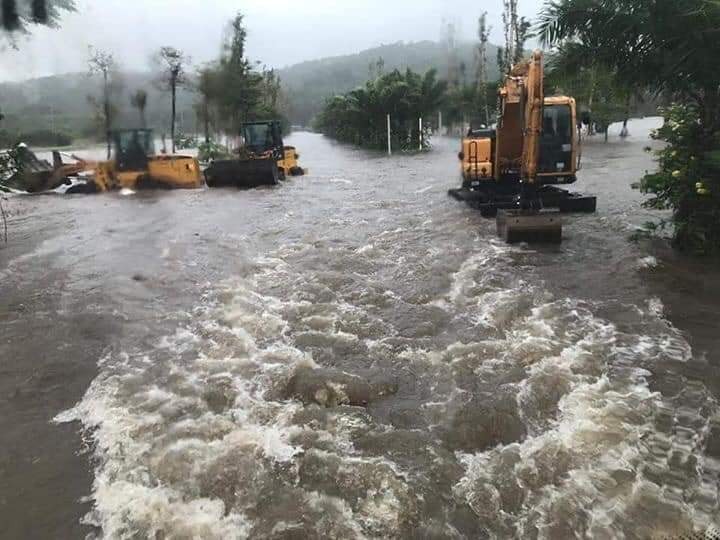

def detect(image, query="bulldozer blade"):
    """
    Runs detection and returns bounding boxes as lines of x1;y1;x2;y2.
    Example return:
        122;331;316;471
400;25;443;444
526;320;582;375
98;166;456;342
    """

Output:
205;158;280;189
497;210;563;244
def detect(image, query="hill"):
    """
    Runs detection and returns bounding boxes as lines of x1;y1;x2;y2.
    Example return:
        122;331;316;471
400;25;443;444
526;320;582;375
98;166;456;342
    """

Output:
279;40;500;125
0;71;197;141
0;40;500;140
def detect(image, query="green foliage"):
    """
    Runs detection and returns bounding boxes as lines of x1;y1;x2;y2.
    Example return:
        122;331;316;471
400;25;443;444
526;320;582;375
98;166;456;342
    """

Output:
197;141;231;163
315;68;446;151
1;0;75;42
193;13;288;139
173;132;197;150
640;104;720;254
539;0;720;252
545;48;629;138
280;41;501;126
444;82;498;127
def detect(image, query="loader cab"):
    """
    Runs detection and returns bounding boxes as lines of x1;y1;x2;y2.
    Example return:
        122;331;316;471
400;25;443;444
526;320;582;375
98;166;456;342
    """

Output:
241;121;284;158
112;129;155;172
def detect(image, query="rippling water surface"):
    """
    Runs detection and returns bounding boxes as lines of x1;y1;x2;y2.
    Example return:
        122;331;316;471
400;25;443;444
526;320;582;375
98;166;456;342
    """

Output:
1;120;719;539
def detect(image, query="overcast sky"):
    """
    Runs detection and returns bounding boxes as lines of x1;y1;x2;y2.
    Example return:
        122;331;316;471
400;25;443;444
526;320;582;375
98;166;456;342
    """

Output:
0;0;545;82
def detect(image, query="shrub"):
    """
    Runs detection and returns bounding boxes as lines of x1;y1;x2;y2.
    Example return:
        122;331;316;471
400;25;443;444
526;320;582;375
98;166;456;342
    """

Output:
640;104;720;254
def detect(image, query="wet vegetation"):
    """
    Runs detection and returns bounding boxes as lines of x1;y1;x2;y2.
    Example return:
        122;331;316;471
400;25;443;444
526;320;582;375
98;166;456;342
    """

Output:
539;0;720;254
314;68;446;151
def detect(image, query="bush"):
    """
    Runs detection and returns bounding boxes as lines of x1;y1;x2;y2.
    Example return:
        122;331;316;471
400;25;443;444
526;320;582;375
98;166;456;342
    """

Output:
640;104;720;254
174;133;198;150
198;140;231;162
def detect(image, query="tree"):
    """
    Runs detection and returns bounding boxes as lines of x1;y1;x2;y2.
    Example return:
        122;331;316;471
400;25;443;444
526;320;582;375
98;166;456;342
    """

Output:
194;65;219;144
130;89;148;128
538;0;720;253
215;13;263;132
315;68;446;151
1;0;74;38
88;47;122;159
476;12;492;125
545;42;630;141
156;46;190;153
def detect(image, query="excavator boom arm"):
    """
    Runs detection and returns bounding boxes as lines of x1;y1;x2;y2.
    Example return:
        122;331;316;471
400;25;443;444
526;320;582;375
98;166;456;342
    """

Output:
520;51;544;185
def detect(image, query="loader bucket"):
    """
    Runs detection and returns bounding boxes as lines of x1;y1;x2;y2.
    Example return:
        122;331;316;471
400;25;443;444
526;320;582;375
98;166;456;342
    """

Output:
205;158;280;189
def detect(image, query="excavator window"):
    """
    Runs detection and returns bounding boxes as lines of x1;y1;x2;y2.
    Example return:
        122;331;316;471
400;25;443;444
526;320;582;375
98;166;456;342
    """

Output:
539;104;573;174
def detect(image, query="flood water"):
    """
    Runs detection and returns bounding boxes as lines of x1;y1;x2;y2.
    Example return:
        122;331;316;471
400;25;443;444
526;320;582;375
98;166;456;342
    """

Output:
1;121;719;539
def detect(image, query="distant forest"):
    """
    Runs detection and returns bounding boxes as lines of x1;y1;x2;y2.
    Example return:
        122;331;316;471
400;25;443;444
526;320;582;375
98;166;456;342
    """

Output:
0;40;499;143
280;40;501;126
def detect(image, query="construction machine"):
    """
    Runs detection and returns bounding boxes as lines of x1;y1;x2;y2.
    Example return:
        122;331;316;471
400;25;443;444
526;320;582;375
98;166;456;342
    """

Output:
204;120;305;189
449;51;596;243
65;129;202;194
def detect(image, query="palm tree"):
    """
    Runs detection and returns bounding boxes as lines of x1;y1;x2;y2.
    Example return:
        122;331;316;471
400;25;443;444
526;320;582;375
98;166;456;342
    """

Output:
130;89;148;128
536;0;720;131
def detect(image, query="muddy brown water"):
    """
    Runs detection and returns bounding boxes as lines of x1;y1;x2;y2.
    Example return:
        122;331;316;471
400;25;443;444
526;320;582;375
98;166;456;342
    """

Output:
1;121;719;539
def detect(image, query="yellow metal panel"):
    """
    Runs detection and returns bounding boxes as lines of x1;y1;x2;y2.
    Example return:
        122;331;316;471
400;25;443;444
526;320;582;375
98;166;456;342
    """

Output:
147;156;203;189
460;137;493;181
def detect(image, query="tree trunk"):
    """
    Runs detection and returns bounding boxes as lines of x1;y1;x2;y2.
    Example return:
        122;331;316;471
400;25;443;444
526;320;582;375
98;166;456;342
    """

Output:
620;96;630;138
104;72;111;159
171;76;177;154
204;99;210;144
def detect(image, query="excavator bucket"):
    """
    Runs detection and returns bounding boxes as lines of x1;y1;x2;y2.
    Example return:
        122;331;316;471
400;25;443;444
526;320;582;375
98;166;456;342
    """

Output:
497;210;563;244
204;158;280;189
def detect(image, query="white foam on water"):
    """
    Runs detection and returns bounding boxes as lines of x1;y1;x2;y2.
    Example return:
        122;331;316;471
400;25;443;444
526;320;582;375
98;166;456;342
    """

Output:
55;237;719;538
452;297;718;539
638;256;659;269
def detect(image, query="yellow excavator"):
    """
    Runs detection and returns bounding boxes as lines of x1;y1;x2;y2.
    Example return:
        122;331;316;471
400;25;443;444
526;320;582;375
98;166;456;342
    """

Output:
449;50;596;243
205;121;305;189
65;129;202;193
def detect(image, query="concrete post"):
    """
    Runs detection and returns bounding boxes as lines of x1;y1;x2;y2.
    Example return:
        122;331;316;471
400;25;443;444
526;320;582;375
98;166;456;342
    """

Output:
387;114;392;156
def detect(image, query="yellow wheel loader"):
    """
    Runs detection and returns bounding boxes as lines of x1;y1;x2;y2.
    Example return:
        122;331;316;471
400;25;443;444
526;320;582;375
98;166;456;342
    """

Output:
204;121;305;189
66;129;202;194
449;51;596;243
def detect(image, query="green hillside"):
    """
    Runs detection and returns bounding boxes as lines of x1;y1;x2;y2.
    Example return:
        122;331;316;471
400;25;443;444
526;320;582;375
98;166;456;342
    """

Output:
280;40;501;125
0;71;197;142
0;40;499;142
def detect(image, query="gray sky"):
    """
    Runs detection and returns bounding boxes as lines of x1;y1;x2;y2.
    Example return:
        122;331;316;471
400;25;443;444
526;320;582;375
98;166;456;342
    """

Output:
0;0;544;82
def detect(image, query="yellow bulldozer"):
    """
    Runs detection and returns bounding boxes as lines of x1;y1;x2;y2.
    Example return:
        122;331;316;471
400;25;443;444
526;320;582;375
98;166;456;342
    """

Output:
449;51;596;243
65;128;202;194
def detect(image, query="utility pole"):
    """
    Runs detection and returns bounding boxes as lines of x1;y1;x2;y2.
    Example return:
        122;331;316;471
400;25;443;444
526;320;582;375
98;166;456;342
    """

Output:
387;114;392;156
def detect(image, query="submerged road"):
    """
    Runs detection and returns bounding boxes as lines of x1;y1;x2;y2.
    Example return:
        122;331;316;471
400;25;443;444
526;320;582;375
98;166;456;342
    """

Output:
1;123;719;539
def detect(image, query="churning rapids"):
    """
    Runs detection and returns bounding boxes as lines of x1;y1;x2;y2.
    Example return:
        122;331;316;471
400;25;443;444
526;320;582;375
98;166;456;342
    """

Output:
1;120;720;539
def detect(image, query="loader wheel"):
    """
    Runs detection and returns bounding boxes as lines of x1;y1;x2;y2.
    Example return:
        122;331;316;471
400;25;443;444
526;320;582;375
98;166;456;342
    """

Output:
289;166;305;177
480;207;498;218
136;175;173;190
66;182;99;195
